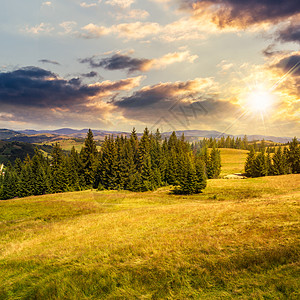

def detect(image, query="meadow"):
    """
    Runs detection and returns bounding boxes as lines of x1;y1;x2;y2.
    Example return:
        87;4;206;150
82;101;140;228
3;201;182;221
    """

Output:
218;148;249;176
0;173;299;299
37;139;101;152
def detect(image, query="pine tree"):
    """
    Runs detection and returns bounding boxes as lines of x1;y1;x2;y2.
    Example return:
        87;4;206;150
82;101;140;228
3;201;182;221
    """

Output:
14;158;23;176
272;147;284;175
99;135;118;189
80;129;99;187
150;131;163;188
138;128;155;191
129;127;139;165
174;154;196;194
31;149;49;195
245;146;255;177
0;162;18;200
243;135;248;150
266;151;272;176
115;136;128;190
68;146;82;191
252;150;267;177
283;147;291;174
288;137;300;174
123;138;137;190
194;157;207;193
50;143;68;193
18;162;34;197
206;145;221;179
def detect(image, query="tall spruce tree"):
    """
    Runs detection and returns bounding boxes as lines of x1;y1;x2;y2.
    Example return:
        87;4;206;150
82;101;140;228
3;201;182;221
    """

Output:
272;147;284;175
245;146;255;177
81;129;99;187
288;137;300;173
68;146;82;191
0;162;18;200
138;128;155;191
206;145;221;179
99;135;118;189
50;143;68;193
31;149;49;195
18;162;34;197
252;150;267;177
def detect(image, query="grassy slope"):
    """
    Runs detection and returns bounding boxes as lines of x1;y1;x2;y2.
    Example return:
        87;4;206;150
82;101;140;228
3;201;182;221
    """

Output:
37;139;101;152
0;175;299;299
219;148;249;176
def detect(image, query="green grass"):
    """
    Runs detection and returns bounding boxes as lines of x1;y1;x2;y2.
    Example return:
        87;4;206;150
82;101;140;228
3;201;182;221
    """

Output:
37;139;101;152
219;148;249;176
0;174;299;299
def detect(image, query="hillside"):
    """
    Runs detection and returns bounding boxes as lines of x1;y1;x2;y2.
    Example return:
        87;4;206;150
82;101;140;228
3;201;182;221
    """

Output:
0;141;52;164
15;128;295;143
0;175;299;299
0;129;23;140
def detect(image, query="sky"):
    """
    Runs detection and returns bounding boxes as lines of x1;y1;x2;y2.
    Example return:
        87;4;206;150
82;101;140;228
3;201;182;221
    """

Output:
0;0;299;136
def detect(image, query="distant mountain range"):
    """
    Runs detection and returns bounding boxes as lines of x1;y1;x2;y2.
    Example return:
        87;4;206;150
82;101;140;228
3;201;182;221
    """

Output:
0;128;296;144
0;129;24;140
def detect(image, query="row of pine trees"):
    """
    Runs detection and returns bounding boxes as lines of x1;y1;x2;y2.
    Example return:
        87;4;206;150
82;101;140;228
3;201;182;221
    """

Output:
191;135;279;152
244;137;300;177
0;128;222;199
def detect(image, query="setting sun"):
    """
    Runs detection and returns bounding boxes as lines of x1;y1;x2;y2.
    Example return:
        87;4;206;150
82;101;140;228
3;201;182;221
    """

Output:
246;88;274;113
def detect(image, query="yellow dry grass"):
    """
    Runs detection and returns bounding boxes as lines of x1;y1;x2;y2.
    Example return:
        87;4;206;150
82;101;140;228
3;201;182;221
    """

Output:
0;175;299;299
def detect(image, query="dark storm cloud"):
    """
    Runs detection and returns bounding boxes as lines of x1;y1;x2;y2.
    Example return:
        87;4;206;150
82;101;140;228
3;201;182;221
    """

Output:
114;80;239;123
272;54;300;97
275;55;300;76
181;0;300;28
0;66;99;108
276;23;300;44
116;87;168;108
79;54;151;72
0;66;138;109
39;59;61;65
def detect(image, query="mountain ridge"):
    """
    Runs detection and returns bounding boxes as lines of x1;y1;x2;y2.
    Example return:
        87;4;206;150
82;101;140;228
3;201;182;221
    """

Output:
0;128;296;143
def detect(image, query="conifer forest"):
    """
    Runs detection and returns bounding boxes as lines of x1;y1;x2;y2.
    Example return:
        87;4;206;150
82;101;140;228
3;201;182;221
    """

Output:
0;129;222;199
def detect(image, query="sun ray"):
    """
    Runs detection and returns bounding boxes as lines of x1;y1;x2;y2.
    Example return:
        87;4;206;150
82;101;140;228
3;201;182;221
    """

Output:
270;60;300;92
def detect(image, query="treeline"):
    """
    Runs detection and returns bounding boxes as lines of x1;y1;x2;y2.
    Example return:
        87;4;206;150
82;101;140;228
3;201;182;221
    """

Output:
0;128;222;199
191;135;279;152
244;137;300;177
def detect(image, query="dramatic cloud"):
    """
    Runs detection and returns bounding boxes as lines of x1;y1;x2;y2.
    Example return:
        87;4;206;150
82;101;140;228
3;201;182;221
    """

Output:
0;66;142;108
115;78;216;108
114;78;238;128
274;54;300;76
39;59;60;65
272;53;300;99
81;54;151;72
276;22;300;44
180;0;300;29
79;51;197;72
0;66;144;128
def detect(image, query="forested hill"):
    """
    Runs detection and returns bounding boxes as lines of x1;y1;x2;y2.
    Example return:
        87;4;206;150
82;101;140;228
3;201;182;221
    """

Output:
0;141;52;164
0;129;23;140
